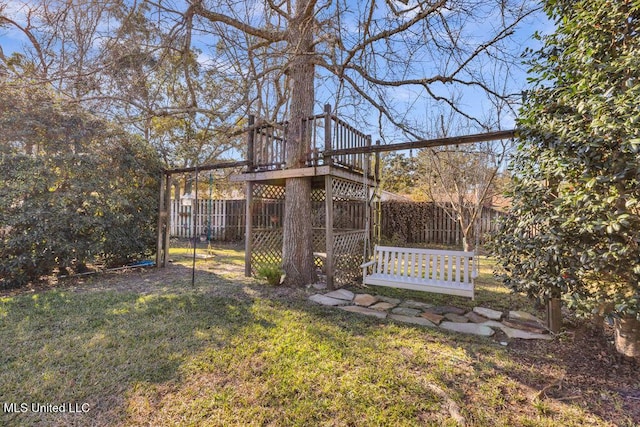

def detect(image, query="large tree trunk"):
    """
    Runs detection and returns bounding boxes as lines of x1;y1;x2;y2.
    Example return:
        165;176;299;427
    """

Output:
281;0;317;286
282;177;315;285
614;316;640;360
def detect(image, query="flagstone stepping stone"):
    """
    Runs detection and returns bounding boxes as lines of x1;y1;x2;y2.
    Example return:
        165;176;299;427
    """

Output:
440;322;495;337
444;313;469;323
502;326;553;340
482;321;553;340
421;312;445;325
509;310;545;325
354;293;379;307
426;305;467;315
311;282;327;290
324;289;355;301
308;294;351;306
389;314;436;327
399;300;434;310
502;319;548;334
473;307;503;320
391;307;421;317
370;301;397;311
377;296;402;305
340;305;388;319
465;311;489;323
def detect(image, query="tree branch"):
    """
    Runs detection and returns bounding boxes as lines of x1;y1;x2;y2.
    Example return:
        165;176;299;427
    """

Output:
189;0;287;42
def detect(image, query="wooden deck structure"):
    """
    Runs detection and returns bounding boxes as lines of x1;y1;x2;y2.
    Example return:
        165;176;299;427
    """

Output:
230;105;379;288
156;104;515;288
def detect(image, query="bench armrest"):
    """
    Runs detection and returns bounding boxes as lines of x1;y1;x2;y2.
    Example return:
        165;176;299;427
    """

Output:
360;260;376;269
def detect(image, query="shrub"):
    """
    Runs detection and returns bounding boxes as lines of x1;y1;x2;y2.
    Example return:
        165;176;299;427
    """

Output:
256;264;284;286
0;83;162;288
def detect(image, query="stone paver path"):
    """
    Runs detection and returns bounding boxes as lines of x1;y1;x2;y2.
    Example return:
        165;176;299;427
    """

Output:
308;290;552;340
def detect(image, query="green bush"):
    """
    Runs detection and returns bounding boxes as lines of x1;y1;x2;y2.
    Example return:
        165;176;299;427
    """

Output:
256;264;284;286
0;83;162;288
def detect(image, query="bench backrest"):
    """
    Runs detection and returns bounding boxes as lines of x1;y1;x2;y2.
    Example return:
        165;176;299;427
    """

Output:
372;245;474;284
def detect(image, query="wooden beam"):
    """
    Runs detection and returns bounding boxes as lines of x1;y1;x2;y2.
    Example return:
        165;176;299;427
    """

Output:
324;129;517;157
230;165;377;187
230;165;325;182
164;160;251;175
163;130;516;176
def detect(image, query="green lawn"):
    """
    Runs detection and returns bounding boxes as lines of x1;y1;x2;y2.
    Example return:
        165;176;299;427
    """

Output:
0;246;635;426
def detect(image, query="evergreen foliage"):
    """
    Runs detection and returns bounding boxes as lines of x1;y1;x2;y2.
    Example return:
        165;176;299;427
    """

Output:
493;0;640;321
0;79;162;288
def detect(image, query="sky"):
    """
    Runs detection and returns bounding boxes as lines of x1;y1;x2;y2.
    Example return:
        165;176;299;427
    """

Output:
0;0;555;145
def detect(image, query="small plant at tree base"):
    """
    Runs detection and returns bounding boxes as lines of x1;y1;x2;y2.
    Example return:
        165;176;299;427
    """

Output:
256;265;284;286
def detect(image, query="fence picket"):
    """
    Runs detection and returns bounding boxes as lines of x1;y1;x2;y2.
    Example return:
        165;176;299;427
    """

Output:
168;200;506;244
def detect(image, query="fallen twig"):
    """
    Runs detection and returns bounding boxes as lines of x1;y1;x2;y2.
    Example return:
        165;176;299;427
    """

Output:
424;382;466;426
533;376;565;401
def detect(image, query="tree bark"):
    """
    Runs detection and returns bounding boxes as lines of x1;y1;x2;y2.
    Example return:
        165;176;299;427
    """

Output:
283;177;315;285
614;316;640;360
281;0;317;286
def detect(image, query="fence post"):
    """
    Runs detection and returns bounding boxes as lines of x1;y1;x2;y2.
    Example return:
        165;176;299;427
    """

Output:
323;103;333;166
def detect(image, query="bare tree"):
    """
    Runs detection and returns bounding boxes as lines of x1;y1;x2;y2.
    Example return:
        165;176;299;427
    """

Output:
419;141;510;251
179;0;535;285
0;0;247;170
415;114;512;251
2;0;538;286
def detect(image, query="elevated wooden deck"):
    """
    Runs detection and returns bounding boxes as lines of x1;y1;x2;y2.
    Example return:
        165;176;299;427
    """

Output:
236;106;377;288
236;104;376;182
230;164;376;188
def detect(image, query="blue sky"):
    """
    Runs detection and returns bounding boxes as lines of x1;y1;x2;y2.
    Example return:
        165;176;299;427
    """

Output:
1;0;554;143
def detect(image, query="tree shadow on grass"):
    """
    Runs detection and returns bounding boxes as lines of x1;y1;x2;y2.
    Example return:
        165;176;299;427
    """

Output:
0;267;273;427
3;260;636;426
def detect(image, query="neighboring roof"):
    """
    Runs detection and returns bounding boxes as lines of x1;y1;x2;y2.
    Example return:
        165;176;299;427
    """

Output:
378;190;414;202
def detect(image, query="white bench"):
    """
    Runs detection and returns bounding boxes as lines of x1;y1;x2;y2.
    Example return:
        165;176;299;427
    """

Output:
361;245;476;299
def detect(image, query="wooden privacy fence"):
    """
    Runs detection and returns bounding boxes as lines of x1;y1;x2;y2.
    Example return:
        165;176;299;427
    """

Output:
170;199;506;245
379;202;506;246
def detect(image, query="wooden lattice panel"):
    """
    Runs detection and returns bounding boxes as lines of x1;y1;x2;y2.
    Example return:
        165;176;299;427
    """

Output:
312;228;327;269
333;230;367;285
311;188;326;202
253;184;286;200
312;201;326;227
251;229;283;275
332;178;367;201
312;229;326;254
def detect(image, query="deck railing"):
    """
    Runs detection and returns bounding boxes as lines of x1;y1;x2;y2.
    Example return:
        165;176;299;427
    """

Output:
247;105;372;174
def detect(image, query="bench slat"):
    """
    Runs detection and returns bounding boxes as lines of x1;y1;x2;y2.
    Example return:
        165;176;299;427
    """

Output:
362;245;475;300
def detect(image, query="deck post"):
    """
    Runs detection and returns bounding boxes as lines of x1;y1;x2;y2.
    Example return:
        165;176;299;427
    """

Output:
325;175;334;289
156;171;166;268
547;294;562;333
162;173;171;267
323;104;333;166
247;115;255;171
244;181;253;277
